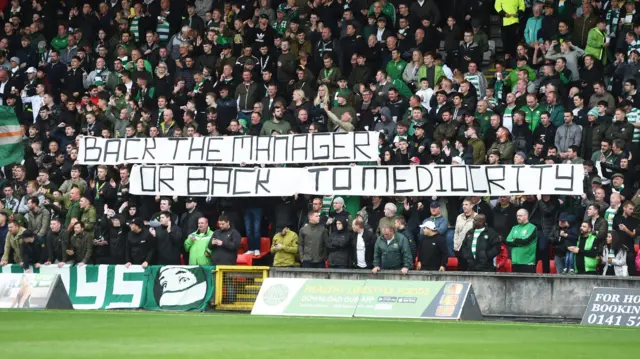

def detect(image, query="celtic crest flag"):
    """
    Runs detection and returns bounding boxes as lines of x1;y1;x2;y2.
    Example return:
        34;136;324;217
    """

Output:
0;106;24;167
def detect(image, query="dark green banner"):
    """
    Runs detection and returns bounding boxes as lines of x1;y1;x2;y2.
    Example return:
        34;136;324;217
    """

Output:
1;265;215;311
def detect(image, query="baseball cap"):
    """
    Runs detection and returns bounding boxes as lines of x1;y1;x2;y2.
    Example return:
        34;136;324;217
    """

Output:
419;221;437;230
186;197;197;203
26;67;36;74
130;218;144;228
430;201;441;208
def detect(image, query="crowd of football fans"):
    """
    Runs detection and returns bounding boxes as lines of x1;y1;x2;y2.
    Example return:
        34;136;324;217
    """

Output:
0;0;639;276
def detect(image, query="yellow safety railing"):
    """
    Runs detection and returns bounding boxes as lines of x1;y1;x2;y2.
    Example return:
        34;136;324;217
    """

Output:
213;266;270;311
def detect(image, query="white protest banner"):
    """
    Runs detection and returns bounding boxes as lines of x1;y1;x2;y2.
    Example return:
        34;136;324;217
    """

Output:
305;164;585;196
130;165;296;197
78;132;379;165
130;164;584;197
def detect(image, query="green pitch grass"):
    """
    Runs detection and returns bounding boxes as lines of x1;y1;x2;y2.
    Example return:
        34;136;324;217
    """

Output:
0;310;636;359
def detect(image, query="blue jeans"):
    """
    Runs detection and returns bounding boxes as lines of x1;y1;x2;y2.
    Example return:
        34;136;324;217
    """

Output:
564;252;574;272
243;207;262;251
446;229;455;257
554;255;566;274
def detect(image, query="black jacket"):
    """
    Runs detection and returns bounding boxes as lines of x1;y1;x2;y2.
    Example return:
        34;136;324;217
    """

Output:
418;233;448;270
180;209;203;239
491;203;518;239
325;227;351;267
208;227;241;265
45;229;68;263
461;227;501;272
351;230;375;269
21;240;45;269
126;229;155;264
154;225;183;265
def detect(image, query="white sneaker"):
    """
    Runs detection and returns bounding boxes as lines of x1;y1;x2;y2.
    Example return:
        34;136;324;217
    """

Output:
244;250;255;255
254;250;261;256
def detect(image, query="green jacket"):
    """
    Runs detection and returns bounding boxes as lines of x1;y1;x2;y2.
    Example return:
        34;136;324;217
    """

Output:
391;79;413;99
271;230;299;267
80;206;97;233
585;27;606;63
547;104;565;128
66;231;93;264
51;35;69;52
417;64;445;87
520;104;544;131
184;228;213;265
1;227;25;263
507;65;536;88
386;59;407;81
506;222;537;265
373;233;413;270
576;233;598;273
45;192;81;230
368;2;396;24
474;109;494;136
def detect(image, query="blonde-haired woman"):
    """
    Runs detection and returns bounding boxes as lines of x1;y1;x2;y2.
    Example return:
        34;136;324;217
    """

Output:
288;89;310;118
310;84;331;128
402;50;424;89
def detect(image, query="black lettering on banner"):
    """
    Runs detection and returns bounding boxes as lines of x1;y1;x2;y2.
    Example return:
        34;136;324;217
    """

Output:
187;167;209;195
104;139;122;164
308;167;329;191
510;166;525;194
255;168;271;194
273;136;289;162
433;166;447;192
291;134;308;162
362;167;390;192
158;166;175;192
187;137;205;161
142;138;157;161
468;166;487;193
332;133;349;160
311;133;331;160
450;166;469;192
211;168;233;196
232;168;253;195
353;132;372;160
124;138;140;161
168;138;188;160
393;167;412;194
232;136;252;162
333;167;352;191
415;166;433;192
206;137;224;162
555;165;575;192
83;137;102;163
531;165;552;190
485;166;506;194
255;136;273;162
139;166;156;192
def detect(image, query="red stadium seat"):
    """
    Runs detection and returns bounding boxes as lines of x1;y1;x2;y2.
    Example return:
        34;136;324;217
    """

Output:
446;257;458;271
537;260;558;274
258;237;271;257
238;237;249;254
236;253;253;266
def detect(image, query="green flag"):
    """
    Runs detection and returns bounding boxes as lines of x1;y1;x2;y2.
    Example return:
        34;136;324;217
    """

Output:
0;106;23;167
144;266;215;311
